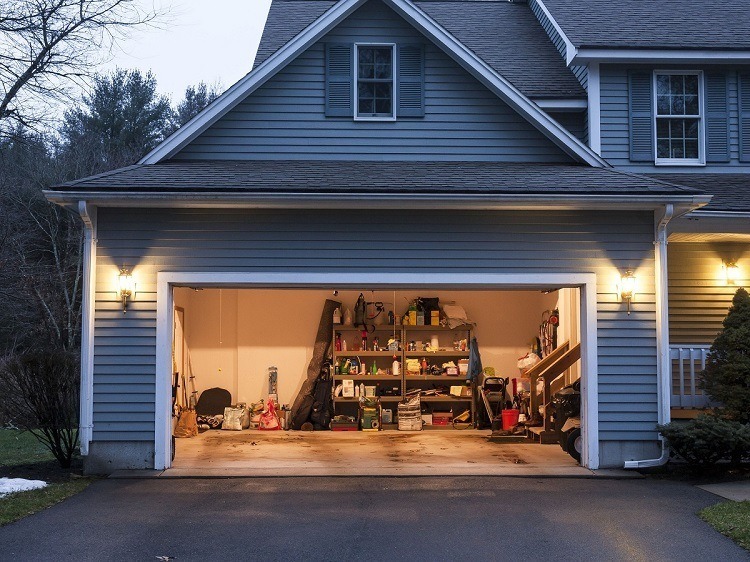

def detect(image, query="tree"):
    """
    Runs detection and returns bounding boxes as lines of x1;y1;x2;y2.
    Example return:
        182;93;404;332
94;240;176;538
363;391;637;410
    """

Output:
700;287;750;423
0;0;157;137
59;68;173;172
171;81;221;131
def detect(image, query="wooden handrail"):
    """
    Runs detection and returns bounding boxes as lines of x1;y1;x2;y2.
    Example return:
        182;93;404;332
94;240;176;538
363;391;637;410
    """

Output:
526;342;581;433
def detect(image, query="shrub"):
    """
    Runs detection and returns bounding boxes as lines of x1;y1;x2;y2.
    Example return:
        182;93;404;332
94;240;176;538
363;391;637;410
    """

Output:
0;350;80;468
657;415;750;466
700;287;750;423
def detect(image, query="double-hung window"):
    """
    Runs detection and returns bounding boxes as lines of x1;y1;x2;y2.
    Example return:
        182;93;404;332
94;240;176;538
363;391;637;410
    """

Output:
355;44;395;120
654;71;704;165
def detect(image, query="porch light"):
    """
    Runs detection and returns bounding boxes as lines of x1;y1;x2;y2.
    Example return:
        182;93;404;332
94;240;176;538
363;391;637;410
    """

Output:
724;261;739;285
118;268;133;313
619;270;636;315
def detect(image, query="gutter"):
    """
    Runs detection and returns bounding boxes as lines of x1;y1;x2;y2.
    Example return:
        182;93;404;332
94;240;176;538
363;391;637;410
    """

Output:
43;190;711;211
623;203;673;469
78;202;97;456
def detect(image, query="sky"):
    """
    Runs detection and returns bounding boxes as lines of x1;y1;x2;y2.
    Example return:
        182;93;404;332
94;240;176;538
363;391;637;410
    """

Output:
102;0;273;103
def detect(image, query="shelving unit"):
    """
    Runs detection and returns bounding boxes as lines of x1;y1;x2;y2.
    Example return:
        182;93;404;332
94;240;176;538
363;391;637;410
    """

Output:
331;323;475;429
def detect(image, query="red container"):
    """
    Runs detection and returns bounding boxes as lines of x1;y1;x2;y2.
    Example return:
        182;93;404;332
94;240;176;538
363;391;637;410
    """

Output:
501;409;520;430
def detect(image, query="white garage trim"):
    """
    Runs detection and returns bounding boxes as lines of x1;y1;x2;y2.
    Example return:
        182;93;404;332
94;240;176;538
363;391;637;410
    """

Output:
155;272;600;470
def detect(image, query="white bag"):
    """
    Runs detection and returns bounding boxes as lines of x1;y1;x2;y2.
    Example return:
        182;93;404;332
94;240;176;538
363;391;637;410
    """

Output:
222;406;245;430
517;352;541;372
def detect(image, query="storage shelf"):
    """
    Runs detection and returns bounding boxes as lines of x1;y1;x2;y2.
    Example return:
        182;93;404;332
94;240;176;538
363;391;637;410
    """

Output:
402;325;471;331
336;351;396;357
333;374;401;381
414;396;473;402
404;375;467;381
404;351;469;358
333;396;402;402
334;325;399;332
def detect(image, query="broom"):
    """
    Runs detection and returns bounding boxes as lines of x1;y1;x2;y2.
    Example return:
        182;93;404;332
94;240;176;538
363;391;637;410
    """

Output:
174;373;198;438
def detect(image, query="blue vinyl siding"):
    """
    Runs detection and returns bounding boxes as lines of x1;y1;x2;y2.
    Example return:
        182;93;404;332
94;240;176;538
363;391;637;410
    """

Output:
601;65;749;171
172;1;571;163
92;208;660;467
547;111;587;143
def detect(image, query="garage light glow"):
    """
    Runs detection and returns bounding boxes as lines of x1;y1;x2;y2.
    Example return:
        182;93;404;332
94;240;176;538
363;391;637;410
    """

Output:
619;270;636;315
118;268;134;313
724;261;739;285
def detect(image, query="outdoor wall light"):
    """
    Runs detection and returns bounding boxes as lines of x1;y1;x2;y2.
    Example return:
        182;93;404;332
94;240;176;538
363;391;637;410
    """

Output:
619;270;636;315
724;261;739;285
118;268;134;313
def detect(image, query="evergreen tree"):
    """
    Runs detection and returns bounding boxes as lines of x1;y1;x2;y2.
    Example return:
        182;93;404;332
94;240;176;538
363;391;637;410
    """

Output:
700;287;750;423
59;69;173;173
172;82;221;130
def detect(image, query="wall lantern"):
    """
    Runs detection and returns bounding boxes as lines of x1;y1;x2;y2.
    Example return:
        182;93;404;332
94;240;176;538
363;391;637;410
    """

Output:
619;270;636;315
118;268;133;313
724;261;739;285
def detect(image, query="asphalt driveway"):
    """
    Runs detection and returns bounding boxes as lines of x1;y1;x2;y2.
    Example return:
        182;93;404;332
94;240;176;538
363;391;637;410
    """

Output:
0;477;746;561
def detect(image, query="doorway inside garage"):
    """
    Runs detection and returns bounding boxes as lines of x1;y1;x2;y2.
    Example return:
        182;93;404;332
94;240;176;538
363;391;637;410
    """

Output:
167;284;586;474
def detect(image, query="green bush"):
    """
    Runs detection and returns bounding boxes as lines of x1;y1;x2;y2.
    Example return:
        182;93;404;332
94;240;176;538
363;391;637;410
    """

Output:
657;415;750;466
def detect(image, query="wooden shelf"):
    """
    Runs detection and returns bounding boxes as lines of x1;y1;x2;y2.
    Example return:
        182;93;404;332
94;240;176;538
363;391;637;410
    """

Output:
404;375;467;381
334;325;399;332
333;396;402;402
409;351;469;357
336;351;397;357
333;374;401;381
416;396;473;402
402;324;471;331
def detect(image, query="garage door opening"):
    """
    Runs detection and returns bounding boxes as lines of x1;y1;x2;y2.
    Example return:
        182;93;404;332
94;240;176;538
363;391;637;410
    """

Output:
167;285;586;474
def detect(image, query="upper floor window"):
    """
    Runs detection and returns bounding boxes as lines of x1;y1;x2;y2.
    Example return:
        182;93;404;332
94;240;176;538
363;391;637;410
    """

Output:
355;44;395;120
654;71;704;165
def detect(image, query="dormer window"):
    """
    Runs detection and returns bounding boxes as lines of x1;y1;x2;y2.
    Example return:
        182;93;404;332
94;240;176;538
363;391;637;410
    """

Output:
654;71;704;165
355;44;396;120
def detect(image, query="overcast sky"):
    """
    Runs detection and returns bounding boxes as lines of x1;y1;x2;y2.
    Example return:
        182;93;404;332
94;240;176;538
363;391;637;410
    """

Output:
102;0;273;102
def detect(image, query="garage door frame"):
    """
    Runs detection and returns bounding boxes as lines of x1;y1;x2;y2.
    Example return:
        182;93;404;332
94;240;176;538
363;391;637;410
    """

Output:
155;272;599;469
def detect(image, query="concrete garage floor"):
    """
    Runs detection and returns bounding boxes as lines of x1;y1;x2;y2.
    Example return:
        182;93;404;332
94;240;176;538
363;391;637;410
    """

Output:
166;429;595;477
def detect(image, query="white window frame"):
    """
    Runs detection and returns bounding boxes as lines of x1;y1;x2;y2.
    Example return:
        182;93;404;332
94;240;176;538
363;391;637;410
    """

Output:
354;43;397;122
653;70;705;166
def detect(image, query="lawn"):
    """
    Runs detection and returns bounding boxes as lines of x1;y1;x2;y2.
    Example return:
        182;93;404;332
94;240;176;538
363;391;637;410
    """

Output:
700;501;750;552
0;429;93;526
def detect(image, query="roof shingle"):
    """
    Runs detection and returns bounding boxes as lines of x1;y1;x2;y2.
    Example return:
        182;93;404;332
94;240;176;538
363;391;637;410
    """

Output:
647;174;750;213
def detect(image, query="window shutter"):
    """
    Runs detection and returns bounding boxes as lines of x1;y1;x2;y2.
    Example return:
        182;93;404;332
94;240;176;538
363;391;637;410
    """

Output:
705;73;730;162
325;43;352;117
628;72;653;162
397;44;424;118
740;73;750;162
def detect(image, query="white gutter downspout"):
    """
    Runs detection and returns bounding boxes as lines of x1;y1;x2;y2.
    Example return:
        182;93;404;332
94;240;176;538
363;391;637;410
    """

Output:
624;203;673;469
78;201;97;456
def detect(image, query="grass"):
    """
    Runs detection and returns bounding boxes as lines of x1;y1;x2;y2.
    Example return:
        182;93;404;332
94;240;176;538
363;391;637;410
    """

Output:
0;429;93;526
700;501;750;551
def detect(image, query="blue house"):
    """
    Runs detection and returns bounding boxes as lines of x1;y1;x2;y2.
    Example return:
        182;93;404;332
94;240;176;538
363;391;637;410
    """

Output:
45;0;748;472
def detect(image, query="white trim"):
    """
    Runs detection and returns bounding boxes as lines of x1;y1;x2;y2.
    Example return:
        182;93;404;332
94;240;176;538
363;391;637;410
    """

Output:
624;204;673;469
44;190;711;212
154;271;600;470
533;0;577;65
77;202;97;456
652;71;705;166
353;43;397;121
533;99;587;110
139;0;607;167
573;48;750;65
587;63;601;155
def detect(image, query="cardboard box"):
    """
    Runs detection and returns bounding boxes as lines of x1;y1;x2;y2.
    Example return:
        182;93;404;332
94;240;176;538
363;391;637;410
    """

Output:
421;414;433;425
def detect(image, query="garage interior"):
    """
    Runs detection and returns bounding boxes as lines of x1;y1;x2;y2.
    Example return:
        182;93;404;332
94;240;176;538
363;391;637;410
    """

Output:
170;288;583;473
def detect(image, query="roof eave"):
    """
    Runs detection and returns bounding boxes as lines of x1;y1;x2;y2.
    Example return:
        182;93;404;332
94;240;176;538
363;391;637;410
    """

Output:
43;189;710;213
571;48;750;65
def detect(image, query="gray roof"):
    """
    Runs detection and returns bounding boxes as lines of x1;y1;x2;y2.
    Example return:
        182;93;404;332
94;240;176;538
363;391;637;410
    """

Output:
255;0;586;99
53;160;701;197
543;0;750;50
647;174;750;213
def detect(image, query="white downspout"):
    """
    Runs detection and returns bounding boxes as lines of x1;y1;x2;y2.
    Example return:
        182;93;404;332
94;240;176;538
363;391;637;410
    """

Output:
624;203;673;469
78;201;97;456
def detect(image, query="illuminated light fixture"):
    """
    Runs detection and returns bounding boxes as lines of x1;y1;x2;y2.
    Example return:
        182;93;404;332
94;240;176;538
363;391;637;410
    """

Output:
619;270;636;315
724;261;739;285
118;268;133;313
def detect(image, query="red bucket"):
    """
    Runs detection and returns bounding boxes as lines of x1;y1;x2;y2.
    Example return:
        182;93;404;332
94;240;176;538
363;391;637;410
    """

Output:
501;409;520;430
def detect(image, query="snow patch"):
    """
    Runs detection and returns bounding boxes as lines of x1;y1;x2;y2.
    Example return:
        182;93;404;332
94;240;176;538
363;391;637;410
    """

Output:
0;477;48;497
